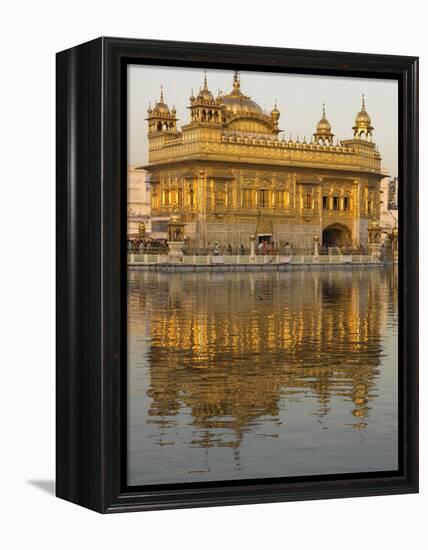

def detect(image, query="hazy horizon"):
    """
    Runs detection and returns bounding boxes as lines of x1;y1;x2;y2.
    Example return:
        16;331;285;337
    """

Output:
128;65;398;178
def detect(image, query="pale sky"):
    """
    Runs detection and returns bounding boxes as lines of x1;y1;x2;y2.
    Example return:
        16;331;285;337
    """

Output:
128;64;398;177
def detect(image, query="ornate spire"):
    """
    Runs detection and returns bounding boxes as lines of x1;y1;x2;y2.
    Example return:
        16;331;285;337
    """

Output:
353;94;374;139
270;99;280;128
196;72;214;102
232;71;241;94
313;103;334;145
160;85;164;103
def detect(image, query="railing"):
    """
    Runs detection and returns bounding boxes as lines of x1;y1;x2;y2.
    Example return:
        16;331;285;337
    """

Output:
128;253;380;266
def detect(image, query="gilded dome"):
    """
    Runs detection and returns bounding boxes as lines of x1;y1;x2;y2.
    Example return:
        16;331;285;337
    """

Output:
271;102;280;121
196;72;215;103
154;101;170;114
355;108;371;126
154;86;170;114
198;88;214;102
313;104;334;145
316;104;332;134
220;72;263;115
353;95;374;138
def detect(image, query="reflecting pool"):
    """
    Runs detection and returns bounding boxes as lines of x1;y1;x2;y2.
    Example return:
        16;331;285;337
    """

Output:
128;268;398;486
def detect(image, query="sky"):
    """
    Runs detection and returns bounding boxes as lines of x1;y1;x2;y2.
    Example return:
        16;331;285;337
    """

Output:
128;64;398;177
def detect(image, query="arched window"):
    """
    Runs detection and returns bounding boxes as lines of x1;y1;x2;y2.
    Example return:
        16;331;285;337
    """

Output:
333;196;340;210
343;196;350;211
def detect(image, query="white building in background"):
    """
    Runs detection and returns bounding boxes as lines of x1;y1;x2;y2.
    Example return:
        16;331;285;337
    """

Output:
380;174;398;239
127;167;151;239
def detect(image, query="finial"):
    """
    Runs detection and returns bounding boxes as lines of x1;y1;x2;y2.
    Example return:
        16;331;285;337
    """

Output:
362;94;365;109
203;70;208;89
160;85;164;102
233;71;240;92
322;102;326;117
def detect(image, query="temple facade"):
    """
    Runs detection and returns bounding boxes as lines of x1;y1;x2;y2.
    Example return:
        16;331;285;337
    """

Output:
140;72;383;250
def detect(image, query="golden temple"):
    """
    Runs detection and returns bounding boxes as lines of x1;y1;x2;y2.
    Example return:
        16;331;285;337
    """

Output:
141;72;383;249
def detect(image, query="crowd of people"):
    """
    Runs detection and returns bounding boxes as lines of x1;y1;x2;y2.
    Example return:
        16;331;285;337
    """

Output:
127;237;380;256
127;238;167;253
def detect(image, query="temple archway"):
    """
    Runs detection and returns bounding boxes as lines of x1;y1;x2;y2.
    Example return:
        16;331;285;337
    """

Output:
322;223;352;247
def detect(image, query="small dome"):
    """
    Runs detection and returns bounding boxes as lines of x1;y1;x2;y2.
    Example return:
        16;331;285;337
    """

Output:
154;101;170;114
313;104;334;145
316;104;332;134
353;95;374;138
197;87;214;102
154;86;170;114
355;108;371;126
271;102;280;121
196;72;214;102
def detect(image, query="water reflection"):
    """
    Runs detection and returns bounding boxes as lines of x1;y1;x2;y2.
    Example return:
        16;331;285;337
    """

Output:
128;268;398;485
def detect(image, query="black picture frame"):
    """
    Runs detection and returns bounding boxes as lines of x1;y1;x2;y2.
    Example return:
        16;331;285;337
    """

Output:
56;37;419;513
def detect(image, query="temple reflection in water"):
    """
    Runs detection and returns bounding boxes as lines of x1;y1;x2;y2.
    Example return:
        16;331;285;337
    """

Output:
128;268;398;485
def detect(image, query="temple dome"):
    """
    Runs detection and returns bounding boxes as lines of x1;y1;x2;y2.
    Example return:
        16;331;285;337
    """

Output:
313;104;334;144
220;72;263;115
153;86;170;114
197;88;214;102
355;108;371;126
196;72;215;102
352;95;374;138
154;101;170;114
316;110;332;134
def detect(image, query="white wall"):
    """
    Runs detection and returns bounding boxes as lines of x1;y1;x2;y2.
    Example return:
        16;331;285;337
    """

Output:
0;1;425;549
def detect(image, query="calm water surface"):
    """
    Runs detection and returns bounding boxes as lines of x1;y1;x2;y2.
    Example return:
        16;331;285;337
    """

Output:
128;268;398;486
